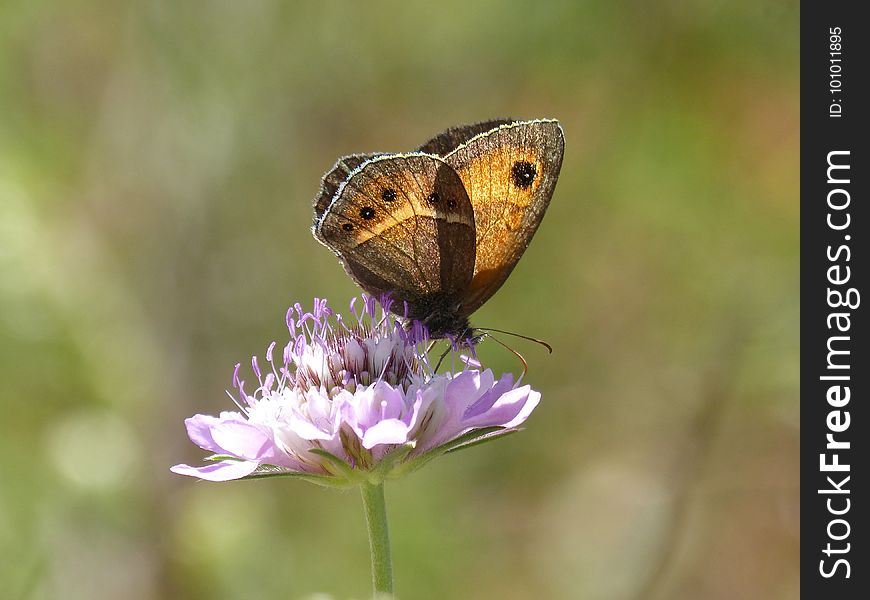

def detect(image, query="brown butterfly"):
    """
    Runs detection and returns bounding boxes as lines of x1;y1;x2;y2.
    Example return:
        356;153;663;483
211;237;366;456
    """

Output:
312;118;564;342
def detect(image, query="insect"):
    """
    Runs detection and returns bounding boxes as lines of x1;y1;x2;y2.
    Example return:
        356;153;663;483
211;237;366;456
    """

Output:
312;118;564;344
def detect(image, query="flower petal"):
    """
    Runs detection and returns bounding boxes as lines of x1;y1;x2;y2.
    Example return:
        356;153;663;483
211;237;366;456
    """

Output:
184;413;243;453
361;418;411;449
464;385;540;429
289;413;336;441
463;373;514;419
210;421;276;461
170;460;259;481
416;371;488;449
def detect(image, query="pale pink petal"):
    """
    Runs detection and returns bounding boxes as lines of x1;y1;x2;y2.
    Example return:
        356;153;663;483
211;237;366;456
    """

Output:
463;385;539;429
361;419;411;449
170;460;259;481
184;414;241;453
463;373;514;419
289;414;336;441
210;421;275;461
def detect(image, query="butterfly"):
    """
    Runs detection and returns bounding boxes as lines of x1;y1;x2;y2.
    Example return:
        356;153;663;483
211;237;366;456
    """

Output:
312;118;564;343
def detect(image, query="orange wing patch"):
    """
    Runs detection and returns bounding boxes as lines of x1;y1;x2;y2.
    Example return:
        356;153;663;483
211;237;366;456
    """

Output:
443;120;564;314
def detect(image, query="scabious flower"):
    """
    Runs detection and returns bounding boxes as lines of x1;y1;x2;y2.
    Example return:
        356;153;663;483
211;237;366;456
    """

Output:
171;296;541;486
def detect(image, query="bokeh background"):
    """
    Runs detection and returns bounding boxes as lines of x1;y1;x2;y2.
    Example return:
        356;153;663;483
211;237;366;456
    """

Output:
1;1;799;599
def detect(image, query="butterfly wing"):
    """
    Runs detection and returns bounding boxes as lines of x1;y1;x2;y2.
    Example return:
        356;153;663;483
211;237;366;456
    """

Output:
314;154;476;322
442;119;564;315
314;153;385;222
417;118;514;156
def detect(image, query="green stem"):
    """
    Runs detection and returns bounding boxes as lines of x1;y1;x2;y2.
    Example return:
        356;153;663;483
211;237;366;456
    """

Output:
360;481;394;598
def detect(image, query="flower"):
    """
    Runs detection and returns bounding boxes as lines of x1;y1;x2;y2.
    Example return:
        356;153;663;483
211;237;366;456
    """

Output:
171;296;541;485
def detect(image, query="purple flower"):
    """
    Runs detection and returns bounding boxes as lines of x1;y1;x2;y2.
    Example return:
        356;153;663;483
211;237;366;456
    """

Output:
171;296;541;485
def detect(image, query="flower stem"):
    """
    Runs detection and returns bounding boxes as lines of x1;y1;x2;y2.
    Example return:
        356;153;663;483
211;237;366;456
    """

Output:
360;481;394;598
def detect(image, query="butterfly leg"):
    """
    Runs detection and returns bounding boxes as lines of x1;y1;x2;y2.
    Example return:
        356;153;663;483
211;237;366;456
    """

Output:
433;343;452;373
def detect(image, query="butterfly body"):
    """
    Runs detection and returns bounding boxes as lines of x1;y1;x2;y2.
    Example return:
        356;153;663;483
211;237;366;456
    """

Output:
312;119;564;342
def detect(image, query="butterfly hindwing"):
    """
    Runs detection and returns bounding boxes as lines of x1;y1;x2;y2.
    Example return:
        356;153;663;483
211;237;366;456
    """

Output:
442;119;564;315
315;154;476;320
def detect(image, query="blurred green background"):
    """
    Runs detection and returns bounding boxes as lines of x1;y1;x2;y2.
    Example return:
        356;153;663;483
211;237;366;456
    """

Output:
0;1;798;599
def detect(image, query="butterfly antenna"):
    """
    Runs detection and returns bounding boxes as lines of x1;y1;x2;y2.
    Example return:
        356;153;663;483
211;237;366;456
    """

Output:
486;333;529;379
475;327;553;354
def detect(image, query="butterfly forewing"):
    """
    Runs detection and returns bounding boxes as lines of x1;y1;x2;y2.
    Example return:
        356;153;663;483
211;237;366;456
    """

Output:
316;154;476;316
443;119;564;315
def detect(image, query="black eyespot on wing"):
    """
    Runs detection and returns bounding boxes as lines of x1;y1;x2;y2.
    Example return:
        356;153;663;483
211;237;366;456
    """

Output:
342;223;354;231
427;192;440;205
511;161;537;189
382;189;397;202
446;198;457;209
360;206;375;219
